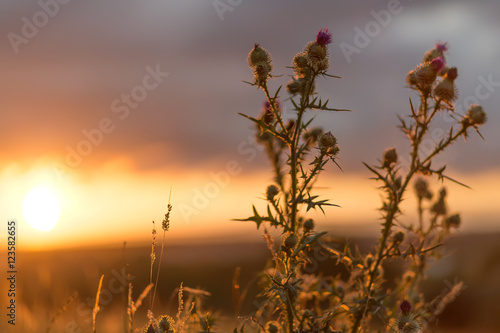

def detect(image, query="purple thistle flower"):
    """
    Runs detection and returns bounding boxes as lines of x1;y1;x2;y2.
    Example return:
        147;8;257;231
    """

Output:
435;42;448;52
316;28;333;46
430;56;445;72
400;300;413;314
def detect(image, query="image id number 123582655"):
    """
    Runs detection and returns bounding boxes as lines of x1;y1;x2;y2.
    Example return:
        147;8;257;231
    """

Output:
6;220;17;325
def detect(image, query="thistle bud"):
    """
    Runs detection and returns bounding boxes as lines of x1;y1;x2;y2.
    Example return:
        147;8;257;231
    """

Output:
293;53;309;69
248;44;272;87
286;77;303;95
445;213;461;229
433;67;458;103
414;178;432;200
397;300;421;333
423;42;448;63
266;185;279;201
318;131;339;157
464;104;487;126
400;300;412;315
306;42;327;60
383;148;398;168
303;218;314;231
431;196;447;216
410;57;445;89
248;44;270;66
302;309;313;318
283;234;298;249
393;231;405;243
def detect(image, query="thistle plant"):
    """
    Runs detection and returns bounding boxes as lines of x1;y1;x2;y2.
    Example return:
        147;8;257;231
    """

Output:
237;33;486;333
237;28;351;332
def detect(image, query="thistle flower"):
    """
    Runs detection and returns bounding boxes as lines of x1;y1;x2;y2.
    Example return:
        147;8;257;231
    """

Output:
248;44;273;87
286;77;303;95
463;104;487;126
408;57;445;90
248;43;271;66
266;184;279;201
423;42;448;63
382;147;398;168
393;231;405;243
414;177;432;200
293;53;309;69
433;67;458;103
283;234;298;249
445;213;461;229
397;300;421;333
316;28;333;46
318;131;339;157
431;187;447;216
303;218;314;231
400;300;412;315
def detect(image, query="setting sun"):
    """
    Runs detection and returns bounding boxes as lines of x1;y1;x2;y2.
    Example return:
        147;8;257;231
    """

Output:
22;187;60;231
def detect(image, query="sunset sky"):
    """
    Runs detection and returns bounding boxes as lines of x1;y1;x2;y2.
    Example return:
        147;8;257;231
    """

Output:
1;0;499;250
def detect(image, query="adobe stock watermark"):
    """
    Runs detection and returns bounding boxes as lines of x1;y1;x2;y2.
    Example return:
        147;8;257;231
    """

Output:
7;0;73;54
52;64;169;181
212;0;243;21
339;0;411;64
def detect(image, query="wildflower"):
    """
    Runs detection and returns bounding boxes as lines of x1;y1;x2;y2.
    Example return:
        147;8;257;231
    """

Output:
266;185;279;201
318;131;339;157
431;188;447;216
436;42;448;52
397;300;421;333
316;28;333;46
382;147;398;168
462;104;487;127
286;77;303;95
293;53;309;69
423;42;448;63
400;300;412;315
248;43;270;66
433;67;458;103
283;234;298;249
248;44;272;87
393;231;405;243
445;213;461;229
414;178;432;200
407;57;445;90
303;218;314;231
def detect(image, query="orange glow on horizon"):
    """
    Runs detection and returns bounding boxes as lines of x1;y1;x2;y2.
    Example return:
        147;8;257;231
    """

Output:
2;160;499;251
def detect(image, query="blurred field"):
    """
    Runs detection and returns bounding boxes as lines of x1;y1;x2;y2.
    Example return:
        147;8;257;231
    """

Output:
2;232;500;332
